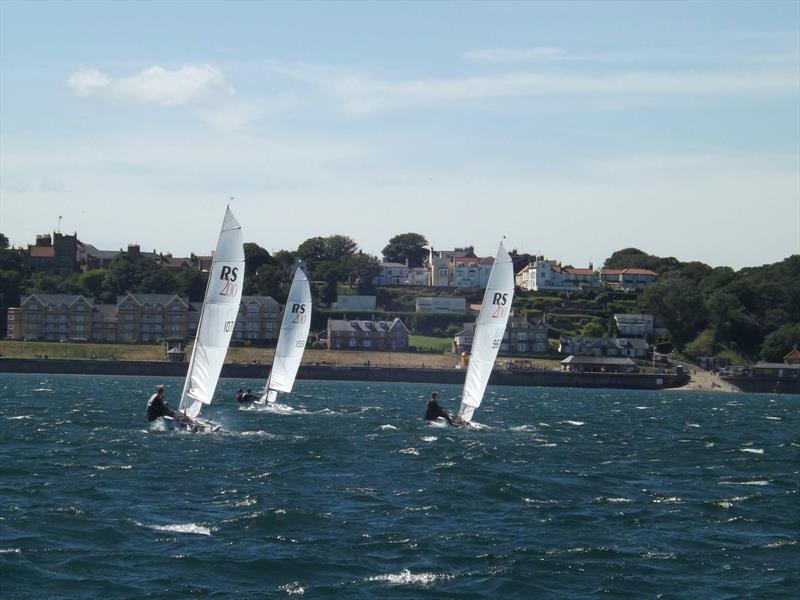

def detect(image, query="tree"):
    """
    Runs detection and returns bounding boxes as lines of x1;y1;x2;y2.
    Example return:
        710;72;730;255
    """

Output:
382;233;429;267
247;264;285;298
78;269;107;300
297;235;358;274
174;269;208;302
243;242;273;276
0;233;8;249
760;323;800;362
640;278;706;350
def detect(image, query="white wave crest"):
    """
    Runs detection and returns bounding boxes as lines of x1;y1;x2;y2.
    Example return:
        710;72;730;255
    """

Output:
398;448;420;456
652;496;683;504
740;448;764;455
0;548;22;554
719;480;770;486
365;569;453;586
279;581;305;595
594;496;632;504
380;424;398;430
563;420;584;426
763;540;797;549
421;436;437;442
6;415;32;420
137;521;212;535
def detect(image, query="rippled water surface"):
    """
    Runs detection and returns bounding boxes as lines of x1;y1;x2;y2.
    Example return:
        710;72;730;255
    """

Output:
1;374;798;598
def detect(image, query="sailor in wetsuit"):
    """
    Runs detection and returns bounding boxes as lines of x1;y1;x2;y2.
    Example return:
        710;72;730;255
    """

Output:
424;392;459;426
146;385;176;422
238;388;256;405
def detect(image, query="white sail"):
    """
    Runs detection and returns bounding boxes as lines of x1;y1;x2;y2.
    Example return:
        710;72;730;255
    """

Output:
458;241;515;422
179;207;245;418
260;263;312;403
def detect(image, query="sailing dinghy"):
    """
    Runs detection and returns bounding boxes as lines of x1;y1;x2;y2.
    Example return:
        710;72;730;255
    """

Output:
457;241;515;424
168;206;245;432
253;262;312;407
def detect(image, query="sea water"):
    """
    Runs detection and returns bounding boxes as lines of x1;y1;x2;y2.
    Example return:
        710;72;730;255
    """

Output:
1;374;798;598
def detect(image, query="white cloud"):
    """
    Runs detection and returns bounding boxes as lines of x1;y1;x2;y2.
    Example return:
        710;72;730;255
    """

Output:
67;69;112;96
270;62;799;114
67;64;231;106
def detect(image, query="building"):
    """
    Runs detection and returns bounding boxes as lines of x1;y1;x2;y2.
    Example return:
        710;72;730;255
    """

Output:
559;335;648;358
76;241;119;271
7;294;95;341
416;297;466;313
115;294;192;343
372;262;410;285
234;296;281;341
614;314;655;338
453;317;549;355
561;355;638;373
599;268;658;291
327;318;409;351
7;293;281;344
783;347;800;365
332;295;377;311
516;257;599;292
408;267;429;286
25;232;80;275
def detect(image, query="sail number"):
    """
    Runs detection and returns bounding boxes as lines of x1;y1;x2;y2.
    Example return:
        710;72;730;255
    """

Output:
295;339;306;348
223;320;235;332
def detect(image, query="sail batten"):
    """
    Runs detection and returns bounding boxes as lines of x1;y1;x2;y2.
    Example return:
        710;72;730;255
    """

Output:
179;207;245;418
259;264;312;403
458;241;515;422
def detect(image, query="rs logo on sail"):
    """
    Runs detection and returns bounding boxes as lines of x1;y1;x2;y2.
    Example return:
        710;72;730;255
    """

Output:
291;303;307;323
219;265;240;297
491;292;508;318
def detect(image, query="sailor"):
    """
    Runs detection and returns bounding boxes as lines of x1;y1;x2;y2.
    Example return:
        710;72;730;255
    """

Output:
146;385;176;422
424;392;458;426
234;388;244;403
240;388;256;404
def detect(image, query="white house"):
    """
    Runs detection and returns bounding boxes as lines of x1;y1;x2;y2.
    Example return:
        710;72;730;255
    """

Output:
600;268;658;291
373;262;409;285
518;258;599;292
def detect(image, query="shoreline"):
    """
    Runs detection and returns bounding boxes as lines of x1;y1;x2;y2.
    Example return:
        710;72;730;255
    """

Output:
1;357;688;391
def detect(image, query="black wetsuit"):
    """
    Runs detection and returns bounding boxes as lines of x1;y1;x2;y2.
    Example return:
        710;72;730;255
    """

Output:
239;392;256;405
425;398;457;426
147;393;174;422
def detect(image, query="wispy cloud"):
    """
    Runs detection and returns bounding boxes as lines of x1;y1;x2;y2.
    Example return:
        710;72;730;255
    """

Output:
463;46;569;63
269;61;800;114
67;64;232;106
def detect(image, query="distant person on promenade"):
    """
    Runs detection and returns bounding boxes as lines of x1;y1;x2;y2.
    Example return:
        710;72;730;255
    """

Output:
424;392;459;426
146;385;177;422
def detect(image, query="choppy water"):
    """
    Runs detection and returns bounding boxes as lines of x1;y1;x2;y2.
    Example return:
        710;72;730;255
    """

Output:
1;374;798;599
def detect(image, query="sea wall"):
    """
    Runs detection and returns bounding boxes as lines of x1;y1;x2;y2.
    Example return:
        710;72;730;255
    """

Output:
0;358;687;390
721;376;800;395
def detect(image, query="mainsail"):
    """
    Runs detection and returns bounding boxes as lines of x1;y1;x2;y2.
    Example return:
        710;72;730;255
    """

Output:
179;207;245;418
260;263;312;403
458;241;515;422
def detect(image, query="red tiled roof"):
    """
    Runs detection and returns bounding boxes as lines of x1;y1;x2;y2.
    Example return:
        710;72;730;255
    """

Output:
622;268;657;276
30;246;55;258
564;267;594;275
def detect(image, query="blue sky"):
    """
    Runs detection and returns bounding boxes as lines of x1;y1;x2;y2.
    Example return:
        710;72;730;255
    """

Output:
1;0;798;268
